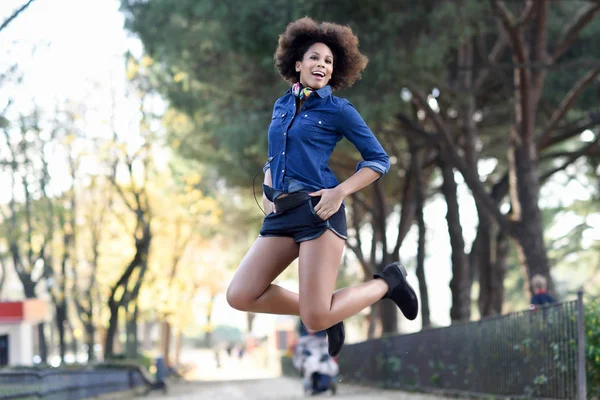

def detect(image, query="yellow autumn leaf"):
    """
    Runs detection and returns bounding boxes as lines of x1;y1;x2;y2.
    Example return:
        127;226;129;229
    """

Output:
141;55;153;67
173;72;187;83
184;172;202;186
126;58;139;81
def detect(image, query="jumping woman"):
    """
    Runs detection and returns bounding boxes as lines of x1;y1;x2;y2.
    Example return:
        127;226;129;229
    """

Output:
226;17;418;357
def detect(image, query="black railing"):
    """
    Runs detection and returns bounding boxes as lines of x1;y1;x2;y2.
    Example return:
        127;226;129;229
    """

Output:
338;293;586;399
0;366;148;399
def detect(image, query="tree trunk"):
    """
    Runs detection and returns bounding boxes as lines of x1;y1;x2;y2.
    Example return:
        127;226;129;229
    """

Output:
474;214;494;317
104;300;119;359
68;321;79;359
55;303;67;363
498;0;553;297
510;144;553;296
439;151;471;322
125;302;139;359
86;323;95;362
366;304;379;339
492;230;509;314
413;147;430;328
105;222;151;359
458;35;479;303
37;323;48;364
373;182;398;335
174;330;183;365
161;321;172;366
379;301;398;334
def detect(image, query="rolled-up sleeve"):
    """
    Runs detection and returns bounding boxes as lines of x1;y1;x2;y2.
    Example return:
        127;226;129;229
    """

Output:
336;101;390;178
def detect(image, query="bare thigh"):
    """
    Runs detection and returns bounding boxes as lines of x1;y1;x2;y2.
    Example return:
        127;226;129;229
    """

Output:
298;230;346;329
227;236;299;304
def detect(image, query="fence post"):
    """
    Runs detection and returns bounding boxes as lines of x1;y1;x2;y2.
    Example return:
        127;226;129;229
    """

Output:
577;290;586;400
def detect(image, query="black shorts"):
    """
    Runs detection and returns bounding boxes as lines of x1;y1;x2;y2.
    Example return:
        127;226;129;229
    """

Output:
259;192;347;243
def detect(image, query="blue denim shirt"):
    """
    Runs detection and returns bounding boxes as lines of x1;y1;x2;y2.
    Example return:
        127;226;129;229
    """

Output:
263;85;390;197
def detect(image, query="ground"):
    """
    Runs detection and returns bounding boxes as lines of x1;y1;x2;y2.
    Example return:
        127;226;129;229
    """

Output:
96;348;445;400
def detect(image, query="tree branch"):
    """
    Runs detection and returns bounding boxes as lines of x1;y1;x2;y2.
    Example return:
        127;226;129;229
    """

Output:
410;88;512;233
109;160;138;214
531;0;548;101
541;111;600;149
540;136;599;183
492;0;533;142
0;0;37;33
474;32;509;90
552;1;600;62
517;0;536;26
491;0;528;64
393;112;439;144
539;66;600;147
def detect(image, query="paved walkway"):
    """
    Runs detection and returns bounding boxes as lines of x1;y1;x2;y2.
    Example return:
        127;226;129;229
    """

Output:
94;349;446;399
144;378;445;399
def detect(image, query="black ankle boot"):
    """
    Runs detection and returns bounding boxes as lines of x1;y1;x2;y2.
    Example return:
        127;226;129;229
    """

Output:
326;321;345;357
374;262;419;320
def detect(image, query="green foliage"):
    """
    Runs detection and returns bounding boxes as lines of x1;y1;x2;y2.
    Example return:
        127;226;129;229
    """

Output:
586;297;600;398
120;0;489;186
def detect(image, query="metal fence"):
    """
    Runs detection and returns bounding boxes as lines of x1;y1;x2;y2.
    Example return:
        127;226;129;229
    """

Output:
0;366;148;400
338;292;586;399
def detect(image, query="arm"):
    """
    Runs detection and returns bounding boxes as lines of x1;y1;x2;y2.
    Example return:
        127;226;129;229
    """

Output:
310;102;390;220
336;167;381;198
337;102;390;178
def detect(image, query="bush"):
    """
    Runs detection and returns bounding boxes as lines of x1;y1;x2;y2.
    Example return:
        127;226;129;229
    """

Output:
586;297;600;399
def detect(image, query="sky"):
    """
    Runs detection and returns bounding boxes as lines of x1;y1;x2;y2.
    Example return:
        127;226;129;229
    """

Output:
1;0;598;339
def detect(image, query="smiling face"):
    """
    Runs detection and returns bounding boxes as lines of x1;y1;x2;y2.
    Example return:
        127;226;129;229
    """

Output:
295;42;334;90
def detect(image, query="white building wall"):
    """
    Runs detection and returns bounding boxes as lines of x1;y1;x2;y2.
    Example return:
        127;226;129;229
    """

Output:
0;322;33;366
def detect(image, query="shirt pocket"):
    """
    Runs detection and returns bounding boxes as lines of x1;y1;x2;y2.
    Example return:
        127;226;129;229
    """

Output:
295;112;332;133
295;113;339;149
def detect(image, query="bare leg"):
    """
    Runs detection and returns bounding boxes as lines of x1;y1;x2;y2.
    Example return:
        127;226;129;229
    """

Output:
298;231;388;331
226;236;300;315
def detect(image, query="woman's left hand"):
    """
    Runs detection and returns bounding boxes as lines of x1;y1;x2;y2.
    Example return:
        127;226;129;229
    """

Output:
309;187;345;220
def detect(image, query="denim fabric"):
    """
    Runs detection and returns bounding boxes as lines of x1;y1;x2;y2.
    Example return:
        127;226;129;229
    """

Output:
263;85;390;194
259;196;347;243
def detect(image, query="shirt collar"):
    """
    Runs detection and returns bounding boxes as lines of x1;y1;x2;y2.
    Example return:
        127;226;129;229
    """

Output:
288;84;332;98
314;85;332;98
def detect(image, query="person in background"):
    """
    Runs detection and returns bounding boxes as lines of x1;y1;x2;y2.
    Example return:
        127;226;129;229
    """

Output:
530;274;556;308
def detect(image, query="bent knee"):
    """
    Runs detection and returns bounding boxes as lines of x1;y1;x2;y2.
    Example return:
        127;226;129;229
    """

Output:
226;285;252;312
300;309;331;332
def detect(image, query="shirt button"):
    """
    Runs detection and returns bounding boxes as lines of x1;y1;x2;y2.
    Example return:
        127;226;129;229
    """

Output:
281;113;285;117
282;169;285;173
284;132;286;136
318;121;322;124
282;152;285;155
304;114;307;117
